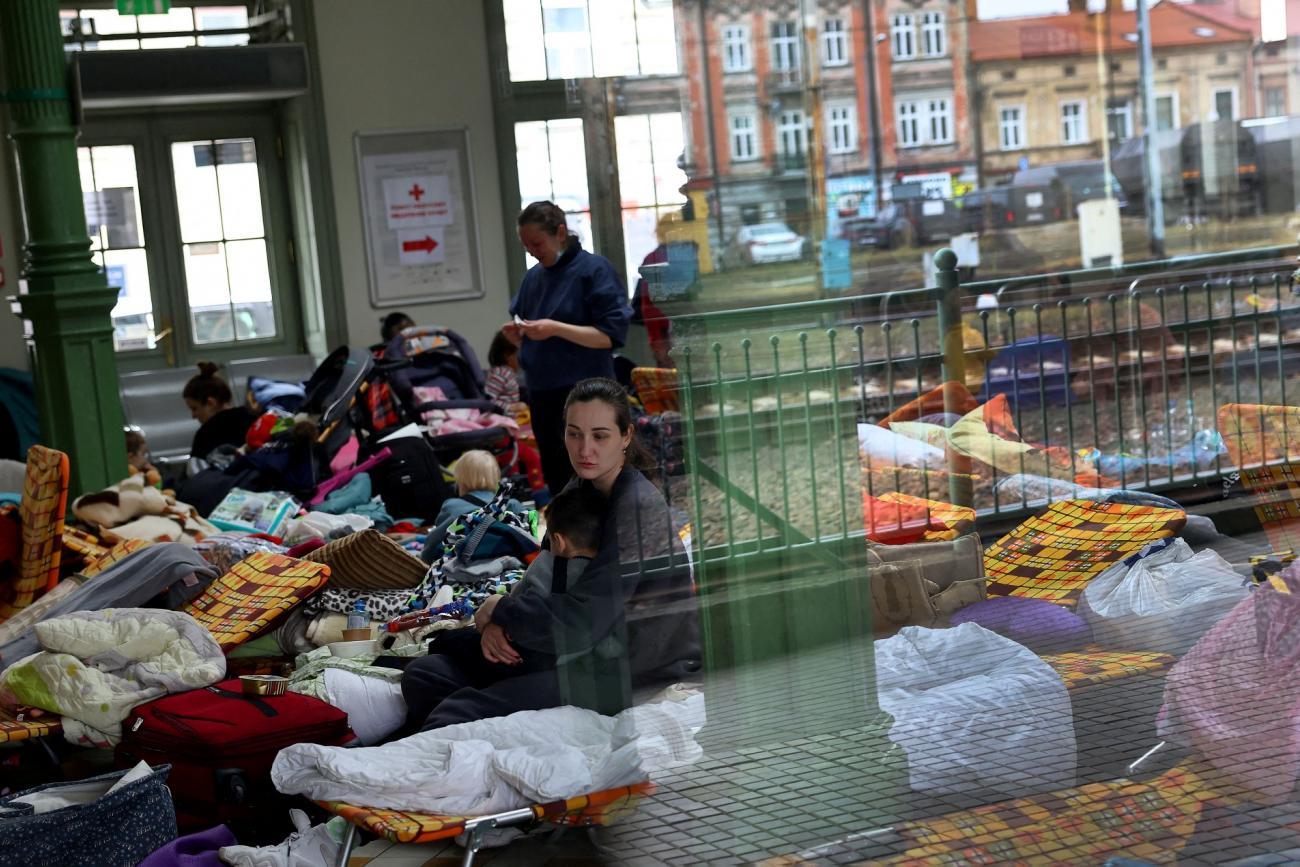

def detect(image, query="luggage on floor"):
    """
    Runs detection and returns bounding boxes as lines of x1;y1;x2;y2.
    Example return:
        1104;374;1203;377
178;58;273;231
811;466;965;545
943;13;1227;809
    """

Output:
116;679;353;834
366;433;452;521
0;763;176;867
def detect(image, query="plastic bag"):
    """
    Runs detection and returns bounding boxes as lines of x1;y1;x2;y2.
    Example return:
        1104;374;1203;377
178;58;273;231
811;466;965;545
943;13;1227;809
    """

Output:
1078;538;1247;656
1159;569;1300;801
875;623;1076;799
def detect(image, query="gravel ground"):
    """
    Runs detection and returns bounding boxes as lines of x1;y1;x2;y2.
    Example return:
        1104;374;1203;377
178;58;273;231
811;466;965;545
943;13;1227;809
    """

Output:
658;369;1300;549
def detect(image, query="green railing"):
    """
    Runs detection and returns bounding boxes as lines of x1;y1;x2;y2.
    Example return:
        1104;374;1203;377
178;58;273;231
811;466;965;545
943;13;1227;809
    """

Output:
669;243;1300;581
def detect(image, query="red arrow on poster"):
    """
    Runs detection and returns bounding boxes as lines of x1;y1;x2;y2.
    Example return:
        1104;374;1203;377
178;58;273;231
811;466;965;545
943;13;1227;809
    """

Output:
402;236;439;254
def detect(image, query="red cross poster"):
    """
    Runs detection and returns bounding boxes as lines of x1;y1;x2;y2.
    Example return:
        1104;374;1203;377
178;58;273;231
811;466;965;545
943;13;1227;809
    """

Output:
355;128;484;306
382;174;452;230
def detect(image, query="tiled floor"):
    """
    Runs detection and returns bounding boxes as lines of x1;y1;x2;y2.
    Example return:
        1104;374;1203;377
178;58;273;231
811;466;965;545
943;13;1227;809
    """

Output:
343;522;1300;866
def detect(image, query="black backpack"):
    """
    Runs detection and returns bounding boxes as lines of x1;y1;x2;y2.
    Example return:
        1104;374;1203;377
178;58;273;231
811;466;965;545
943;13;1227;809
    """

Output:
367;436;453;521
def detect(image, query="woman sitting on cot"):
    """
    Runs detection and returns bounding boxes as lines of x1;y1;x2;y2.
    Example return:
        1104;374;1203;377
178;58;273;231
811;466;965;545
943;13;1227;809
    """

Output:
400;377;699;732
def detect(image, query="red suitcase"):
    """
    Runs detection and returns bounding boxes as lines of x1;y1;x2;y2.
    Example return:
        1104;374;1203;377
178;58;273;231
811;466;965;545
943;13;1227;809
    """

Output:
116;679;354;836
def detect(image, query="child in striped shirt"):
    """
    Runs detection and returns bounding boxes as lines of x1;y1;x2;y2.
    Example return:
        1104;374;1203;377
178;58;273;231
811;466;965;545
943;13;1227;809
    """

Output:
484;329;521;407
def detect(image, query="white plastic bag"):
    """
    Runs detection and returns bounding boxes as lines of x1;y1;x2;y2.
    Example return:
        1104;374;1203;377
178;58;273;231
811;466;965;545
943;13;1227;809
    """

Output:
875;623;1077;799
1078;538;1247;656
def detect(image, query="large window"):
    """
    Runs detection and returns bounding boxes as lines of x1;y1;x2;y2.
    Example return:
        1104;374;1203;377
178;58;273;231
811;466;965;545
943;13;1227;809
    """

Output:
898;96;953;147
891;13;915;60
1060;99;1087;144
79;145;154;352
722;23;751;73
60;5;250;50
771;20;800;72
1000;105;1026;150
615;112;688;295
514;118;592;263
728;110;759;161
921;11;946;57
502;0;678;81
822;18;848;67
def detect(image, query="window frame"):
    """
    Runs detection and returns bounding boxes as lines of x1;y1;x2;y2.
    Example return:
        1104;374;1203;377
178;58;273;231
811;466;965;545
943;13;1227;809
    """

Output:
920;11;946;58
1212;85;1239;121
1154;91;1179;131
728;109;760;162
1264;85;1287;118
721;22;752;73
999;104;1026;151
1060;99;1087;145
777;108;807;158
1106;99;1133;141
771;20;801;72
827;102;857;154
897;94;953;148
822;17;849;67
891;13;916;61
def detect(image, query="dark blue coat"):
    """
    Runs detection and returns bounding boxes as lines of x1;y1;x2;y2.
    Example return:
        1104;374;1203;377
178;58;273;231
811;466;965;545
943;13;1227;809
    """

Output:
509;241;631;391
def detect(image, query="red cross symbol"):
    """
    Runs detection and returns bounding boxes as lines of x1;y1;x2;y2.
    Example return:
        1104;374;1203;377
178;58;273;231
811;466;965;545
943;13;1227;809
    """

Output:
408;184;425;201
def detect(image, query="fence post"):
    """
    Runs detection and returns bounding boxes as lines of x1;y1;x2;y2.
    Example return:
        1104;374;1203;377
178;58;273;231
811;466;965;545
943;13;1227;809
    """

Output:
934;248;972;507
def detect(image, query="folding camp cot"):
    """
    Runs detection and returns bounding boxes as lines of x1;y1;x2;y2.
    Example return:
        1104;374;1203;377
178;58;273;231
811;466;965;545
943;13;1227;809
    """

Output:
319;780;654;867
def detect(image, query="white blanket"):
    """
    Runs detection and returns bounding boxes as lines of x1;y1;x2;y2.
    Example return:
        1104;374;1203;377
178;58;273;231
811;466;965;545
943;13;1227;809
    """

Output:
272;691;706;816
0;608;225;747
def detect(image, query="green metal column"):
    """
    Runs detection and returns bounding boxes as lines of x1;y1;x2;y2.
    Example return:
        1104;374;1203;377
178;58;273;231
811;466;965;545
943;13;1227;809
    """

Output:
2;0;127;494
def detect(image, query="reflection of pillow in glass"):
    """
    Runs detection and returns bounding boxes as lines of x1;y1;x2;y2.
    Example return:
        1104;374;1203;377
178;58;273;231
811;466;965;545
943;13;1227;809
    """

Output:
951;596;1092;654
888;421;949;450
858;423;946;469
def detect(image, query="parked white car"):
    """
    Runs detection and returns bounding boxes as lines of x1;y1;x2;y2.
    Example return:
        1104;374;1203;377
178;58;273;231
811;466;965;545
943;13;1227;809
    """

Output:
724;222;808;267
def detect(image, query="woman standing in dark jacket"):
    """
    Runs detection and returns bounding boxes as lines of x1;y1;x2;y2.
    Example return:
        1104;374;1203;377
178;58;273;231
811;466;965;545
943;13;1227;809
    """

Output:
400;378;699;732
503;202;631;496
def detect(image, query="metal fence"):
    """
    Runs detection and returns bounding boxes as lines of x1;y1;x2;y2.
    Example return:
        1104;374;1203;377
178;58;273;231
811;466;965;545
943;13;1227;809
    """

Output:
668;244;1300;575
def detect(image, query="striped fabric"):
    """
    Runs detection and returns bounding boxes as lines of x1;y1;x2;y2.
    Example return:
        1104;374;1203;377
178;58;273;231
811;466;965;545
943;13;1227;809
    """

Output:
873;766;1212;865
317;781;653;846
0;446;70;620
984;500;1185;608
80;539;156;578
183;552;329;651
61;527;110;566
0;708;61;745
305;529;427;590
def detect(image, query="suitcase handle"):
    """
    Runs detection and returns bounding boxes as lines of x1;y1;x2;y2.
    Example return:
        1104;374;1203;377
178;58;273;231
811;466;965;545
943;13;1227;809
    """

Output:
205;686;279;718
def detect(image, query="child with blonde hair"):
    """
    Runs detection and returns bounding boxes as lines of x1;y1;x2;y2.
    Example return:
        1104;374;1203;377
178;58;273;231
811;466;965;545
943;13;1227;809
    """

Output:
420;450;525;563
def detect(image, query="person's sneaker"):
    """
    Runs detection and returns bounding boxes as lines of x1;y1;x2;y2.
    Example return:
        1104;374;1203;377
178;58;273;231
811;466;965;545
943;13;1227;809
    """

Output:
218;809;342;867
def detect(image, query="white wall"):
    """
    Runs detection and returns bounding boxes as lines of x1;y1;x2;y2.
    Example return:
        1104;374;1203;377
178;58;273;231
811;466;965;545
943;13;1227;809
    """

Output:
311;0;510;357
0;97;31;370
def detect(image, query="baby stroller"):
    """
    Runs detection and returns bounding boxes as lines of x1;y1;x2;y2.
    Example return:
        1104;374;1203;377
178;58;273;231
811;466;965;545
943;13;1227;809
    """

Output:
375;325;523;477
180;346;376;516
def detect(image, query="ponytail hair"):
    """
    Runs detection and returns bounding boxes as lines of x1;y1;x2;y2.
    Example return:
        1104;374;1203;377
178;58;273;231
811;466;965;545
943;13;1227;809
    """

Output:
182;361;232;406
563;377;654;474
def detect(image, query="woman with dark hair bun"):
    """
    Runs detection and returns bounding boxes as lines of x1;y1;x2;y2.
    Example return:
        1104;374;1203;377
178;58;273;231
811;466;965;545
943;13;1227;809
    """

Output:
501;201;631;496
401;377;698;732
182;362;256;461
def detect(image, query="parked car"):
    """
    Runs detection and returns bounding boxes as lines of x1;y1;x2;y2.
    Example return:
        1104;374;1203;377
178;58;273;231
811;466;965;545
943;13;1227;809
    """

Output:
722;222;809;267
840;198;961;249
959;187;1014;233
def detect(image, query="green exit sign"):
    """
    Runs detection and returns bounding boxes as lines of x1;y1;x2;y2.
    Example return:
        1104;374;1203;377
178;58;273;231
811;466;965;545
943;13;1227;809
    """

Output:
116;0;171;13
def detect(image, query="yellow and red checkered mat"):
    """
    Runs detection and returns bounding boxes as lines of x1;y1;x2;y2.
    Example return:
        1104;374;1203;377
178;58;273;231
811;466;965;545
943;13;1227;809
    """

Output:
0;707;61;745
984;500;1185;608
874;765;1213;865
0;446;70;620
183;551;330;651
1042;646;1176;692
318;781;653;846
